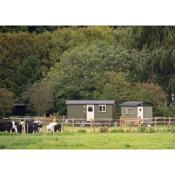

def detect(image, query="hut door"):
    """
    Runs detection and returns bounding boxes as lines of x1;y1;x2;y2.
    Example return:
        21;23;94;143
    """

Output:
86;105;94;121
137;107;143;120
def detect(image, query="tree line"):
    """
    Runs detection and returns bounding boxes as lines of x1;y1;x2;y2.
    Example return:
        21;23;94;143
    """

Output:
0;26;175;117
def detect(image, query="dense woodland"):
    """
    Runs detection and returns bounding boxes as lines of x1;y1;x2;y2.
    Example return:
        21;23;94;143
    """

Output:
1;26;175;117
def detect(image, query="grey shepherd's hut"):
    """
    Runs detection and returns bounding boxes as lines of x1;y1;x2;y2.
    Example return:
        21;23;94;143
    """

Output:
120;101;153;120
66;100;116;121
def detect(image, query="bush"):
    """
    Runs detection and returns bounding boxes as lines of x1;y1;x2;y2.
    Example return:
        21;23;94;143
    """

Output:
110;129;117;133
100;127;109;133
77;129;87;133
138;126;146;133
149;127;156;133
171;128;175;133
110;128;124;133
154;106;175;117
167;127;175;133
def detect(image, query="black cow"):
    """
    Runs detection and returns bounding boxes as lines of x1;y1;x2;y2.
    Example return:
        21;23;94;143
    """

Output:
0;121;18;133
54;123;62;132
27;121;42;133
17;124;22;133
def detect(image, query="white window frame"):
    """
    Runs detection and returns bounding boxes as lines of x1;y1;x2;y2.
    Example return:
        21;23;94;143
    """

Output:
98;105;106;112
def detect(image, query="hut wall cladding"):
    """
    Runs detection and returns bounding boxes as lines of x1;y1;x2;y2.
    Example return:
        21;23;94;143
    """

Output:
67;104;85;118
121;107;137;117
94;104;114;119
67;104;115;119
143;107;153;118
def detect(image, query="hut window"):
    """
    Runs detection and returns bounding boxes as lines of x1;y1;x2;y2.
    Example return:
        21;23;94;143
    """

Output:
88;107;93;112
99;105;106;112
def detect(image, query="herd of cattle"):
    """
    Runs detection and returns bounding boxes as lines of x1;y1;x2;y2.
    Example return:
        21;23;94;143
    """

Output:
0;120;62;134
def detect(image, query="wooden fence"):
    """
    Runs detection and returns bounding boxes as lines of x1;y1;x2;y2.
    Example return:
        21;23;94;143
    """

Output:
1;116;175;128
0;116;57;125
120;117;175;127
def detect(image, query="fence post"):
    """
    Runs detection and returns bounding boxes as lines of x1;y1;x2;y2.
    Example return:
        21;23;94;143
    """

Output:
138;117;141;128
108;120;110;127
26;123;29;134
169;117;171;126
93;121;95;133
154;117;157;127
72;118;74;128
61;123;64;133
164;117;166;125
120;117;122;128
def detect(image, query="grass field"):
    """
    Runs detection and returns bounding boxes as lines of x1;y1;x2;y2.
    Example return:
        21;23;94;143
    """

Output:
1;132;175;149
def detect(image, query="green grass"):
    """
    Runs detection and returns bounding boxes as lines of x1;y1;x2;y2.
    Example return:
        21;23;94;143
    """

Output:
1;132;175;149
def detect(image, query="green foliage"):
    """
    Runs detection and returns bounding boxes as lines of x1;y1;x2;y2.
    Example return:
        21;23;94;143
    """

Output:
77;129;87;133
0;26;28;33
44;41;167;115
168;127;175;133
24;81;54;116
12;56;42;97
130;83;167;106
148;127;156;133
99;71;132;108
138;126;146;133
100;127;109;133
0;26;174;115
0;31;57;91
110;128;124;133
154;106;175;117
0;88;14;116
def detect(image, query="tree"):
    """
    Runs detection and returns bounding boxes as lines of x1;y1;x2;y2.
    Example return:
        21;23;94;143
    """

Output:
12;56;42;97
130;83;168;106
25;81;54;116
99;72;131;104
0;88;14;116
45;41;167;114
0;31;58;91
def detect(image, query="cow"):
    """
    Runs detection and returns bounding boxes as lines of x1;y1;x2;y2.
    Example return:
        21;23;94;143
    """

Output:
54;123;62;132
46;122;57;133
18;120;43;134
46;122;62;133
0;121;18;133
29;120;43;133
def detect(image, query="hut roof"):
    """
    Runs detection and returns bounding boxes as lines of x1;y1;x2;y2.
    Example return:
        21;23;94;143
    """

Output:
119;101;152;107
66;100;115;105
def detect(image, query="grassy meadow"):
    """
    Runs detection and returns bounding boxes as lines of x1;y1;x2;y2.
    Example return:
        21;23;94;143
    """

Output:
1;126;175;149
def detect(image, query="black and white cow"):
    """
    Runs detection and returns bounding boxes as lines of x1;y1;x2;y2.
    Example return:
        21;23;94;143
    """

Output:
0;121;18;133
46;122;62;133
54;123;62;132
18;120;43;134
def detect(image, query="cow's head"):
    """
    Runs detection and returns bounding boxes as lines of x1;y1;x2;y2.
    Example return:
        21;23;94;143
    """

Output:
34;121;43;128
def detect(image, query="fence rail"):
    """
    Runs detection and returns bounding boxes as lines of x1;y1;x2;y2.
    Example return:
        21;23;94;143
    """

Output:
1;116;175;128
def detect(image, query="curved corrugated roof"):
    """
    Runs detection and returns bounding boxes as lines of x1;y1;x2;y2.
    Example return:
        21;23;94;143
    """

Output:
66;100;115;105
